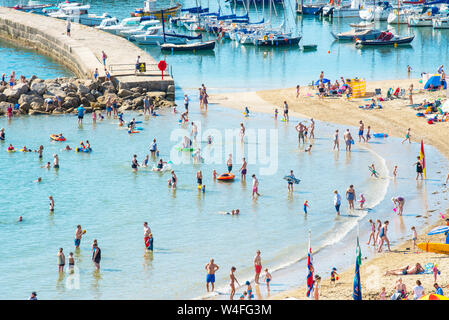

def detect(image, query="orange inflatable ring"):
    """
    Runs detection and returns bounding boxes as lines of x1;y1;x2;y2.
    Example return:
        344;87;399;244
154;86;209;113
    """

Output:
217;173;235;181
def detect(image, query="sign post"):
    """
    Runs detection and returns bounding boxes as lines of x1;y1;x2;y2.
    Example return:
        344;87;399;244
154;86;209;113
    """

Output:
158;60;167;80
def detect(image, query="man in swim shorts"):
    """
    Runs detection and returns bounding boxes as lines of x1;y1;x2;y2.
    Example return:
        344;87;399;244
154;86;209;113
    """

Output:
358;120;365;143
205;259;219;292
75;225;83;248
226;154;232;173
240;157;247;180
254;250;262;284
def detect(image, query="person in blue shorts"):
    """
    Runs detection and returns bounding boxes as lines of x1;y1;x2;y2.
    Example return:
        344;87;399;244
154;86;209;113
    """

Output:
77;104;85;125
205;258;219;292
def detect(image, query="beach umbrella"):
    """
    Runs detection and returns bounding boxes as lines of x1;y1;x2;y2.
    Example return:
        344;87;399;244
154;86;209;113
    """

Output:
419;294;449;300
306;231;314;299
428;226;449;235
424;75;447;90
353;236;362;300
315;79;330;85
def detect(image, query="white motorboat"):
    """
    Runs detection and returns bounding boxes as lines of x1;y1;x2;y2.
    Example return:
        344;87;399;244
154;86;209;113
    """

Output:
99;17;142;35
322;0;364;18
433;16;449;29
359;2;393;21
133;26;188;45
95;17;120;30
48;5;112;27
408;14;434;27
119;20;161;38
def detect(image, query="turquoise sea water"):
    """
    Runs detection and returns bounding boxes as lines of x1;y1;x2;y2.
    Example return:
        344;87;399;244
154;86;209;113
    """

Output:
0;38;73;79
0;0;449;300
1;90;449;299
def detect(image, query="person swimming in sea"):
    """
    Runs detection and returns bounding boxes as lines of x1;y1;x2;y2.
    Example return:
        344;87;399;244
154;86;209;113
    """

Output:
42;162;51;169
34;177;42;183
64;145;72;151
155;159;167;171
305;144;313;152
7;144;14;151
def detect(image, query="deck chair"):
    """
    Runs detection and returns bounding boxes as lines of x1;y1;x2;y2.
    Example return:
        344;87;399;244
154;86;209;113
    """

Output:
375;88;381;97
386;88;393;100
393;87;400;98
398;89;406;98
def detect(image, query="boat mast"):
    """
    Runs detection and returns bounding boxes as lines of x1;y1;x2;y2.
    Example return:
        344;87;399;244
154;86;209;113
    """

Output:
397;0;399;34
161;9;166;43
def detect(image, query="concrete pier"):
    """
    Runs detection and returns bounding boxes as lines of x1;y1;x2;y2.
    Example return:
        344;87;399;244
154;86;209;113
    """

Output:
0;8;174;93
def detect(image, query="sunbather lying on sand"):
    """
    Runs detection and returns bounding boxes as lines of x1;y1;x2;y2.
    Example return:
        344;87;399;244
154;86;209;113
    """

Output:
385;263;424;276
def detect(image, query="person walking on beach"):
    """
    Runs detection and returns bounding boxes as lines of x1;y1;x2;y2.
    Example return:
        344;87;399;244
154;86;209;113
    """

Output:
345;185;356;210
254;250;262;284
296;122;306;145
252;174;260;199
309;119;315;139
375;219;382;246
344;129;353;152
205;259;219;292
392;196;405;215
334;190;341;215
283;101;289;121
66;18;71;36
229;267;240;300
333;129;339;150
92;240;101;270
377;221;391;253
409;84;414;105
101;51;107;66
239;157;247;180
366;126;371;143
75;225;83;248
296;85;300;98
57;248;65;272
287;170;295;192
402;128;411;144
144;222;153;251
239;123;245;142
358;120;366;143
367;219;376;245
313;275;321;300
414;156;424;180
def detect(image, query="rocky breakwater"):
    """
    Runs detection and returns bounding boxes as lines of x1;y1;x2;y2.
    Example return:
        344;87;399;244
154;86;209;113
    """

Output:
0;76;175;116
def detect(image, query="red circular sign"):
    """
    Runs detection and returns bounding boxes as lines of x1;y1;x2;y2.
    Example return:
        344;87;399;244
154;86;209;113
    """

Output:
158;60;167;71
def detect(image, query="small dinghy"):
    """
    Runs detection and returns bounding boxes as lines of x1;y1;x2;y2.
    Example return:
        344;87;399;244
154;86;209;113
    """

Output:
160;40;216;51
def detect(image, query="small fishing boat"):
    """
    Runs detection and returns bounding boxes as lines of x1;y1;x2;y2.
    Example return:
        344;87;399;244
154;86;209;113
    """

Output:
253;34;301;46
355;32;415;46
331;28;382;41
301;44;318;50
131;1;182;19
160;40;216;51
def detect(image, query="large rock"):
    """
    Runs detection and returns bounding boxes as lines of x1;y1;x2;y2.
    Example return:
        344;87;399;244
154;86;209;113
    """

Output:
147;91;166;99
132;96;145;108
85;93;96;102
3;88;21;101
101;81;115;93
62;96;80;109
19;103;30;114
0;101;11;115
46;85;66;98
15;83;29;95
77;84;90;96
30;82;47;95
18;93;44;106
118;89;133;98
0;93;6;102
30;101;44;111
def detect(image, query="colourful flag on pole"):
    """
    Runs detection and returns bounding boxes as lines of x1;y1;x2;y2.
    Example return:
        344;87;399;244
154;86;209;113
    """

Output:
420;140;426;179
306;236;314;298
353;236;362;300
